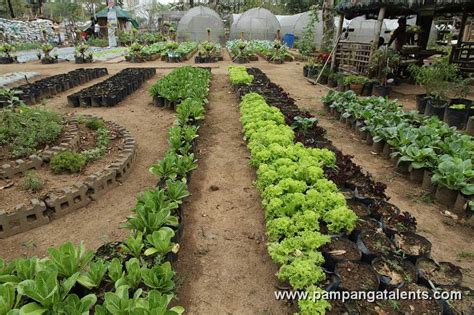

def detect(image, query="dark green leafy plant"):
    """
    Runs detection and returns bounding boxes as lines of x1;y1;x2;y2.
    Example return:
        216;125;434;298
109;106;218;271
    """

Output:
50;151;87;173
432;155;474;195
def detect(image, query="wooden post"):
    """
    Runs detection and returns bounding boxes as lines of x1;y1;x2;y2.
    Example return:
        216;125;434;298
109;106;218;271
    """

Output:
331;13;344;71
371;6;386;57
457;10;468;48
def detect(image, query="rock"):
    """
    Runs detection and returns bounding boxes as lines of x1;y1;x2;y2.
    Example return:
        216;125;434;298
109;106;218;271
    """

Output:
0;18;56;44
209;185;219;191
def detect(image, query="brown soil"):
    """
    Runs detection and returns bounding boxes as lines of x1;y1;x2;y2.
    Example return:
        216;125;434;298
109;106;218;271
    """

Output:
174;73;288;314
323;238;361;261
393;232;431;257
0;120;124;214
336;261;379;291
397;283;443;313
360;230;394;254
372;257;416;285
418;258;463;286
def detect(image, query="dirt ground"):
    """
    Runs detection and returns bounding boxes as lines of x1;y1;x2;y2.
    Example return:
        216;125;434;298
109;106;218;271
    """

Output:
174;73;289;314
0;52;472;309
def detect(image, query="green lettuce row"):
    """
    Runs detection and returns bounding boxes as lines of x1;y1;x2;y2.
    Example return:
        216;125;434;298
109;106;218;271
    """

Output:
228;66;254;86
0;67;211;314
237;92;358;314
149;66;211;102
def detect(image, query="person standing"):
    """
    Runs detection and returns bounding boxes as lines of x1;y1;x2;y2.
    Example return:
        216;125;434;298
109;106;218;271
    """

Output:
94;21;101;38
388;17;408;51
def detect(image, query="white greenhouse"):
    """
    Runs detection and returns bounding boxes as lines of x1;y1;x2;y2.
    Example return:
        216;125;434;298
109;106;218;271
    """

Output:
230;7;281;40
177;6;224;42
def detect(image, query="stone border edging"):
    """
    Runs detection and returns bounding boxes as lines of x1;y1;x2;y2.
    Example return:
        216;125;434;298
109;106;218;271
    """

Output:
0;117;137;238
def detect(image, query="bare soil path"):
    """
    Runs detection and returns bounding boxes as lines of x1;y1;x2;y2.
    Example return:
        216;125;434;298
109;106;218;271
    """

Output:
262;66;474;288
174;73;288;314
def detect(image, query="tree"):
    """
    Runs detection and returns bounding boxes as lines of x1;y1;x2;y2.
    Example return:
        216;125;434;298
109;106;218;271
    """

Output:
321;0;334;53
6;0;15;18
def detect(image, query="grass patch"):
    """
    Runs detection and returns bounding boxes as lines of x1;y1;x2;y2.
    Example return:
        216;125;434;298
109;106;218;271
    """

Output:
22;171;43;192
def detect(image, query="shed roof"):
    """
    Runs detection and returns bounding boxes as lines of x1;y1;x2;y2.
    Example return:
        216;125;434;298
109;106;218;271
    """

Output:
336;0;474;19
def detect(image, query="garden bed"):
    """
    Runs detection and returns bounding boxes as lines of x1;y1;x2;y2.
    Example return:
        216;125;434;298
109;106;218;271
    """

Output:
0;114;137;238
322;91;473;218
67;68;155;107
229;67;469;314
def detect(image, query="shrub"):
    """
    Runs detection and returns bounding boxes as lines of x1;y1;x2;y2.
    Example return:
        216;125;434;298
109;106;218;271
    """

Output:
22;171;43;192
0;106;62;158
50;151;86;173
85;118;105;130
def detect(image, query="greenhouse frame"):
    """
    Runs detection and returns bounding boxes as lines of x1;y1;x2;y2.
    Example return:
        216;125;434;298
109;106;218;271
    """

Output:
230;7;281;40
177;5;224;42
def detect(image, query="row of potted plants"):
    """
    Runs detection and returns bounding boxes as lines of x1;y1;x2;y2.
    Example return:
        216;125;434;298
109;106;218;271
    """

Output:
409;59;472;131
251;40;294;64
194;41;223;63
231;67;470;314
226;40;259;64
0;69;212;312
322;91;473;216
13;68;108;105
148;66;211;108
125;41;198;63
67;68;155;107
231;86;358;313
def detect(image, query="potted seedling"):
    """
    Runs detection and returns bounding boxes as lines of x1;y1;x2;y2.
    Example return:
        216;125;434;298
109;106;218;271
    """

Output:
270;40;285;64
369;47;400;97
443;80;471;129
432;155;474;207
40;43;57;64
303;58;320;78
327;72;340;88
0;43;17;64
343;75;368;95
74;43;93;64
409;58;465;119
318;66;331;84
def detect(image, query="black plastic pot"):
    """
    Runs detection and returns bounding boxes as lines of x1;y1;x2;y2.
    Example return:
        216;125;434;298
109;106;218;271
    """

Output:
393;231;432;263
322;236;362;271
408;166;425;184
372;255;417;290
335;260;380;291
153;95;165;107
422;169;436;194
416;94;428;114
373;84;391;97
416;257;463;288
319;75;329;85
371;139;385;153
356;229;395;262
327;78;337;88
0;56;16;64
360;82;374;96
424;98;447;120
444;103;470;130
434;185;459;207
